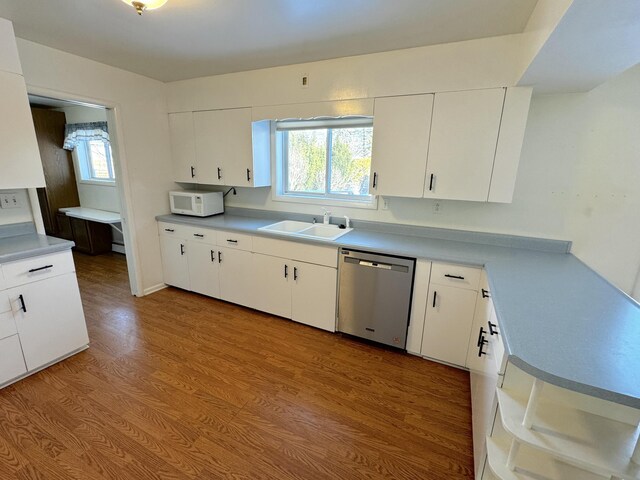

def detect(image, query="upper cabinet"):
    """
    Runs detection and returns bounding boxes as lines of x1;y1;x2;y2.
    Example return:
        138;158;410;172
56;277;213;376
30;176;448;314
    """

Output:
168;107;271;188
370;87;532;203
0;19;46;190
369;94;433;198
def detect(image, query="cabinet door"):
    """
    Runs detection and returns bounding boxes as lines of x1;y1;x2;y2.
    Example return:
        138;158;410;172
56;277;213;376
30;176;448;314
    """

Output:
218;247;254;307
424;88;505;201
291;262;337;332
466;272;493;372
187;241;220;298
8;273;89;371
421;284;477;366
370;94;433;198
0;70;45;189
169;112;197;183
159;235;190;290
253;254;291;318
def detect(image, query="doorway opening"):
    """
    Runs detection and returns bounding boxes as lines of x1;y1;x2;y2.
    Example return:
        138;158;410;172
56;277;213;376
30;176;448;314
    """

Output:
28;94;136;294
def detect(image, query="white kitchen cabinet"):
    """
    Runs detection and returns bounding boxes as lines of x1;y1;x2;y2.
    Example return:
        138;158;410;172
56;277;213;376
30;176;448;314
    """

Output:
466;271;494;372
217;247;254;307
421;283;478;366
8;272;88;371
291;261;337;332
187;241;220;298
369;94;434;198
159;235;190;290
0;18;22;75
0;70;46;189
253;253;291;318
0;335;27;386
169;112;197;183
192;108;271;187
424;88;505;201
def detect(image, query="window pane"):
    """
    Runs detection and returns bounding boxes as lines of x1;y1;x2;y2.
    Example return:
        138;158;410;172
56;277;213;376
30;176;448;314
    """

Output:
329;127;373;196
88;140;111;180
286;129;327;194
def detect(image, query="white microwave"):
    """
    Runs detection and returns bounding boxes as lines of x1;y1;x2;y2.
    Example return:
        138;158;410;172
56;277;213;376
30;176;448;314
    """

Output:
169;190;224;217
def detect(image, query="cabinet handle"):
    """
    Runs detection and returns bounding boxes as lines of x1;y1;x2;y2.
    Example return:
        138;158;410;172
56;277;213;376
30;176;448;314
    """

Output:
191;166;196;178
247;168;251;182
18;294;27;313
218;251;222;263
193;233;204;238
482;288;491;298
488;321;499;336
180;244;185;255
444;274;465;280
477;327;488;347
164;228;175;233
226;239;238;244
478;339;487;357
28;264;53;273
429;174;434;191
432;291;437;308
294;267;298;281
210;250;215;262
217;167;222;180
372;172;378;189
284;265;288;278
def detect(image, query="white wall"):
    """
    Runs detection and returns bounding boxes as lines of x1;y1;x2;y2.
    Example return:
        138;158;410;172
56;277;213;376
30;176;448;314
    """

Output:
0;189;33;225
16;39;173;294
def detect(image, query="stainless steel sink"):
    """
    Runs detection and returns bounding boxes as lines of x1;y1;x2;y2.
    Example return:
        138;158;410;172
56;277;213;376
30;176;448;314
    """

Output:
258;221;353;241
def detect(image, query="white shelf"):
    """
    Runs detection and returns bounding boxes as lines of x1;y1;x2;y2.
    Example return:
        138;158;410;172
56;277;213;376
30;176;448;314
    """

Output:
497;387;640;479
486;431;607;480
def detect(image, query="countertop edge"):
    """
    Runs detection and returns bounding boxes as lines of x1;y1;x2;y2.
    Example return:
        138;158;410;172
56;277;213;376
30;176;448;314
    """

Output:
0;237;75;264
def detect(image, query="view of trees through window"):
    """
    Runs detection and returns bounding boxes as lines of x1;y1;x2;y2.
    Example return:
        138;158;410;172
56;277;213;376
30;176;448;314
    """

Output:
284;125;372;197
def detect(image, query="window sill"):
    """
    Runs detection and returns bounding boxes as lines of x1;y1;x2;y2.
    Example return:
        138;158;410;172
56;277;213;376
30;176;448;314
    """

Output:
78;179;116;187
272;193;378;210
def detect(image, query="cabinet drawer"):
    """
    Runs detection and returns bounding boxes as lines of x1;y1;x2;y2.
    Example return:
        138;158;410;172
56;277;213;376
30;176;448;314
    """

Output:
253;236;338;267
0;311;17;340
2;250;75;288
0;335;27;387
430;262;481;290
158;221;190;238
217;231;252;251
184;226;217;244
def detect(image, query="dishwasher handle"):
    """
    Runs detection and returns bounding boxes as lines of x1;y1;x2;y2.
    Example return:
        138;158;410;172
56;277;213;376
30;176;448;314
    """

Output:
358;260;392;270
344;256;409;272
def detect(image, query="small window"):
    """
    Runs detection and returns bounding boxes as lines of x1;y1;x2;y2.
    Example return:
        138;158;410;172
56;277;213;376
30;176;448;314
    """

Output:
275;118;375;208
75;139;115;183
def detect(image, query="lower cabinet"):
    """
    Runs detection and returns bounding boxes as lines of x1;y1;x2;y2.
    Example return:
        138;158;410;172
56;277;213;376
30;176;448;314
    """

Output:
8;272;89;371
187;241;220;298
218;246;254;307
253;253;292;318
159;235;190;290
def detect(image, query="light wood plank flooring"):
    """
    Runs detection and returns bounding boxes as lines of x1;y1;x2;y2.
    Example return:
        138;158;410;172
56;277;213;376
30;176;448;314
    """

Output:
0;252;474;479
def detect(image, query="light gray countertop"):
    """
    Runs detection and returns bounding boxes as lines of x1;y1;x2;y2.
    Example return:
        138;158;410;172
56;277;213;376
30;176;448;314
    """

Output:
0;225;75;264
158;213;640;408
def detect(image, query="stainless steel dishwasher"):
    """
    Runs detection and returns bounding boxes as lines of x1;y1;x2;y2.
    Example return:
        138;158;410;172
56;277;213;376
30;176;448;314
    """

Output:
337;248;416;349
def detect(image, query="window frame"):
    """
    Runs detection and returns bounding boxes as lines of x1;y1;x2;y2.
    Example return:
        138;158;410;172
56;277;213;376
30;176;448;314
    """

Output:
274;117;377;209
73;138;116;186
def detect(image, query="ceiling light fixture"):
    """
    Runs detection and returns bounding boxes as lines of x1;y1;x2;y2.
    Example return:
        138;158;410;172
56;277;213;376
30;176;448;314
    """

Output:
121;0;168;15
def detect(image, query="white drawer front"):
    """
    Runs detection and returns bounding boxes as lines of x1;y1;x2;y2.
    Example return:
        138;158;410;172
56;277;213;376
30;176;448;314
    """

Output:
158;221;190;238
253;236;337;268
184;226;217;244
0;311;17;340
2;251;75;289
430;262;481;290
217;231;253;251
0;291;10;313
0;335;27;387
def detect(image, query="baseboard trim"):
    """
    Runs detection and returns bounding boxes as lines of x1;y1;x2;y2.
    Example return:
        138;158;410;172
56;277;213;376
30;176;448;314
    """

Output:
143;283;167;296
111;243;126;254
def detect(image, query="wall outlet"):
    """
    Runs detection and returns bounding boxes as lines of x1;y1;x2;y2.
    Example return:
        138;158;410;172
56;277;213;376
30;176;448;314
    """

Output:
382;197;390;210
433;201;443;215
0;192;21;209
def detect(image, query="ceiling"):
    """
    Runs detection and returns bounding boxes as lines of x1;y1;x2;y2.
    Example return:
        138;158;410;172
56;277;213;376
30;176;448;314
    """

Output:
0;0;538;82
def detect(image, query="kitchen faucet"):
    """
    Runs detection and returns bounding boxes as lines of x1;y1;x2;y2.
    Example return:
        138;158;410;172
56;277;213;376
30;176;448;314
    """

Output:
323;209;331;225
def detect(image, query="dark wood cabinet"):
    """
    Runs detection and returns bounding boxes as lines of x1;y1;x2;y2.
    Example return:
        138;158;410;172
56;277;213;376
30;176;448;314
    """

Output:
68;217;112;255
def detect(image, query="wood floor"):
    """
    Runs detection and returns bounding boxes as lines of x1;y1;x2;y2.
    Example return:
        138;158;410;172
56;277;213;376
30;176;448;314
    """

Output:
0;252;474;479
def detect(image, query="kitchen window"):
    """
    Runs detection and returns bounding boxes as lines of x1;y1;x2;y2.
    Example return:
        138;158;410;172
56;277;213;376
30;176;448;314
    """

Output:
75;139;115;184
274;118;376;208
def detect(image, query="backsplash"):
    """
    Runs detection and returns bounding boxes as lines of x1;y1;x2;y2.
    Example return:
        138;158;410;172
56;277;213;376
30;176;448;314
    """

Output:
0;189;34;226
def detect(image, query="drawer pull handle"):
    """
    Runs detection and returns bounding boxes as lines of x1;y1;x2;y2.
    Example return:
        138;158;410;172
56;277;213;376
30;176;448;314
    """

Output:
294;267;298;281
226;239;238;244
164;228;175;232
18;294;27;313
218;251;222;263
482;288;490;298
193;233;204;238
180;244;185;256
211;250;215;262
28;264;53;273
478;338;488;357
284;264;288;278
444;274;465;280
477;327;488;347
432;291;437;308
488;321;499;336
